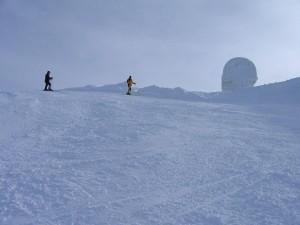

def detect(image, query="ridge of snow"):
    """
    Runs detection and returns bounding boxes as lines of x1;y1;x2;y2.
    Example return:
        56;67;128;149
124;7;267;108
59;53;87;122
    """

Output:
65;77;300;104
210;77;300;104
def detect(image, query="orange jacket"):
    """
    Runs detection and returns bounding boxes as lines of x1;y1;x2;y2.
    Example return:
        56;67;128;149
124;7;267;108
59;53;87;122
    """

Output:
127;78;135;87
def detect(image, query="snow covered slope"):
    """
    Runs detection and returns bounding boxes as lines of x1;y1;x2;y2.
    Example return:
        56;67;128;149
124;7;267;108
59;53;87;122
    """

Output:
1;87;300;224
210;77;300;104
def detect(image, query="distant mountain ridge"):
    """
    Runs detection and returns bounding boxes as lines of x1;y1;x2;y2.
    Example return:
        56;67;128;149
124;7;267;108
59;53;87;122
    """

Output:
65;77;300;104
65;82;208;101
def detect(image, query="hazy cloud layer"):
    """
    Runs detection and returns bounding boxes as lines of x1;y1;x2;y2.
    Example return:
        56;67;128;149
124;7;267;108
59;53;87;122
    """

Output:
1;0;300;91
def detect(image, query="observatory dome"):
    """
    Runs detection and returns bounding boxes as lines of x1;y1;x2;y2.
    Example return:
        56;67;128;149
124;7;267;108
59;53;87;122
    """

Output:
222;57;258;91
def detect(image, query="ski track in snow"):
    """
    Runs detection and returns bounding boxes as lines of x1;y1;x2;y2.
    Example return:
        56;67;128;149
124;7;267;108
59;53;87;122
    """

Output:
0;91;299;225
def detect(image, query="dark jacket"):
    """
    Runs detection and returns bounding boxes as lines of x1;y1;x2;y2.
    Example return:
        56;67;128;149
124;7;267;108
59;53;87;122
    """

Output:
45;73;52;83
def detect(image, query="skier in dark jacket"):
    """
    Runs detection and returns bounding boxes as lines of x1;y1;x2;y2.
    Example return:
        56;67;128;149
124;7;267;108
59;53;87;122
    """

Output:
126;75;136;95
43;71;53;91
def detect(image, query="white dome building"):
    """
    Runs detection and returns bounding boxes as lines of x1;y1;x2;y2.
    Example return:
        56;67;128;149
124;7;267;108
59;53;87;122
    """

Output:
222;57;258;92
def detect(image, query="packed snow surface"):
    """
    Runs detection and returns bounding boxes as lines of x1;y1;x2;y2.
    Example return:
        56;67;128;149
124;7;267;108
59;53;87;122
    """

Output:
1;81;300;224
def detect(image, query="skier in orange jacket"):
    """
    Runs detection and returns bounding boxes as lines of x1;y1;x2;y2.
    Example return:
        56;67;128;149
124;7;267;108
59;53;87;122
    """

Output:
126;76;136;95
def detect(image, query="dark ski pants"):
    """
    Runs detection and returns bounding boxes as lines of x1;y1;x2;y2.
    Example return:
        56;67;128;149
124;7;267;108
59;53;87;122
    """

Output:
44;82;52;91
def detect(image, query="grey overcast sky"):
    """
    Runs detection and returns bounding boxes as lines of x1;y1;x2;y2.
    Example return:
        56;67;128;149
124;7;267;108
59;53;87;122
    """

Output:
1;0;300;91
